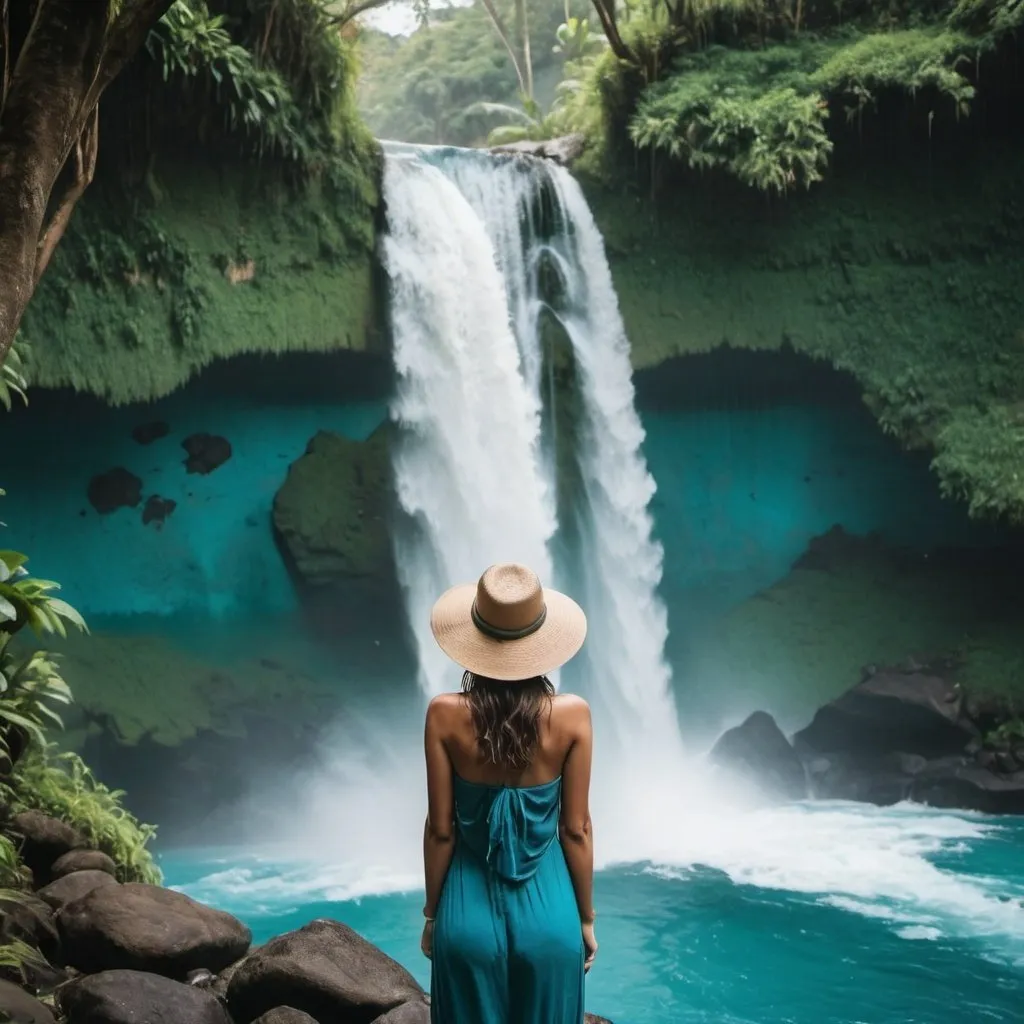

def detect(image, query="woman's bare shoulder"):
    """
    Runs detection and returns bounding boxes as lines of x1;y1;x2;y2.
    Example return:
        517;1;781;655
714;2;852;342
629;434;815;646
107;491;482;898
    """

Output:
552;692;592;731
425;691;466;728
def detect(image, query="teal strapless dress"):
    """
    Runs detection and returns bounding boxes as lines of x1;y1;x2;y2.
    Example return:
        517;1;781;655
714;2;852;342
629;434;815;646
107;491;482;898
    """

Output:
431;775;585;1024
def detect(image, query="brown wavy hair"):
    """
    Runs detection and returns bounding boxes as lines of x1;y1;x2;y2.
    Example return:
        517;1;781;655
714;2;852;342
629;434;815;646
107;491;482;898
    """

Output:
461;671;555;770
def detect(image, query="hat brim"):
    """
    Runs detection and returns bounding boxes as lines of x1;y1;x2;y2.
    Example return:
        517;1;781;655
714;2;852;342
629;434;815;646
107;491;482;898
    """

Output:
430;583;587;681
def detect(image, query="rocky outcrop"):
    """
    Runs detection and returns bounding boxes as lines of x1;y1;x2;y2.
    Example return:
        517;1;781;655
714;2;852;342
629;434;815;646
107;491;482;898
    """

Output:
272;426;393;589
793;664;976;759
710;711;807;802
58;969;232;1024
226;918;426;1023
712;658;1024;815
490;133;586;166
369;1003;430;1024
58;883;251;977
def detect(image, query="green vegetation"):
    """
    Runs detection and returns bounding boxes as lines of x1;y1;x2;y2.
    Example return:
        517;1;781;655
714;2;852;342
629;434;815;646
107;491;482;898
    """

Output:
590;118;1024;521
0;352;160;889
10;749;161;884
358;0;589;146
19;0;382;403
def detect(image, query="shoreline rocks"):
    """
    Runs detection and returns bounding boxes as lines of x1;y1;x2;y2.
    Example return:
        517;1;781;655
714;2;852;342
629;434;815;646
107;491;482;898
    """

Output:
0;812;617;1023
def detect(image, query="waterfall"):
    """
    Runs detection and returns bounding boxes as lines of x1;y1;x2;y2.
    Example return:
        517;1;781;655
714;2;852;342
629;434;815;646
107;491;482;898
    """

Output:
381;148;556;696
382;143;683;766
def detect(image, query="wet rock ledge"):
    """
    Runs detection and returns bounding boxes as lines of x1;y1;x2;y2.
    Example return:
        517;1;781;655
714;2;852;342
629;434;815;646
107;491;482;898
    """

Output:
1;810;614;1023
710;657;1024;815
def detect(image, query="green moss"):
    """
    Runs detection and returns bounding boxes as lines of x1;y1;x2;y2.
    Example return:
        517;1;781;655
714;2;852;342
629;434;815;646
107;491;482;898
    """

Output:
586;136;1024;521
21;154;382;405
689;532;1024;732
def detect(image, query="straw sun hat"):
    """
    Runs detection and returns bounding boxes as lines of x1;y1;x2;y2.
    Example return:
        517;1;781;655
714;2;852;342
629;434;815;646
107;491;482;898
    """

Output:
430;563;587;681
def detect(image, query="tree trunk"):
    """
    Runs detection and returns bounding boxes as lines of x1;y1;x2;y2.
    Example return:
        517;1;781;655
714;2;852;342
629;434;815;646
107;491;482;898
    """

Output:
589;0;634;62
0;0;173;362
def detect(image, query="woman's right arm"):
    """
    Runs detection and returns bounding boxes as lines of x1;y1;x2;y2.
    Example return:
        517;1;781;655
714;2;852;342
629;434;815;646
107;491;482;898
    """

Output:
559;697;596;967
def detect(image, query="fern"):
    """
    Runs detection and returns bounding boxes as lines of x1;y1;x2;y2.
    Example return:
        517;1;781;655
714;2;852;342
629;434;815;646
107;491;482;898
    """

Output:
11;748;160;885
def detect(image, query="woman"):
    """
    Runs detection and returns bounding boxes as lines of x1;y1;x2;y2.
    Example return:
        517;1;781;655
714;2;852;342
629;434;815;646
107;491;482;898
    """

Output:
420;562;597;1024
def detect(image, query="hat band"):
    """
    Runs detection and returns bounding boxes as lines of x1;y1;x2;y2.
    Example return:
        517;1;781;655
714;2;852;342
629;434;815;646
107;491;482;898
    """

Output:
471;600;548;641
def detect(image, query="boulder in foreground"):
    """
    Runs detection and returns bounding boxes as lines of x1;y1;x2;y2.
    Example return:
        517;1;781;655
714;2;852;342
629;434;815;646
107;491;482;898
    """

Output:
57;969;232;1024
227;917;425;1023
51;850;117;879
0;978;55;1023
370;1002;430;1023
254;1009;322;1024
37;869;118;912
58;882;251;977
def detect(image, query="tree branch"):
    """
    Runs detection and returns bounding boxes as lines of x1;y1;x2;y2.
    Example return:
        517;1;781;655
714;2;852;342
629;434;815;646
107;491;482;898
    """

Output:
480;0;528;96
90;0;175;106
34;105;98;286
589;0;634;62
327;0;394;28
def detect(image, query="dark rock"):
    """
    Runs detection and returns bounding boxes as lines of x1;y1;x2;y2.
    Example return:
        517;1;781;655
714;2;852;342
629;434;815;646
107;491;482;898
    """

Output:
272;427;394;588
142;495;177;527
188;968;217;988
0;978;54;1023
0;892;60;963
585;1016;615;1024
709;711;806;801
87;468;143;515
227;918;425;1023
210;958;243;1003
132;421;170;445
58;882;251;978
793;666;976;759
490;133;586;166
911;760;1024;815
809;752;915;806
255;1009;322;1024
51;850;117;880
37;870;118;912
10;811;85;884
369;1003;429;1024
57;969;232;1024
183;434;232;475
994;751;1018;775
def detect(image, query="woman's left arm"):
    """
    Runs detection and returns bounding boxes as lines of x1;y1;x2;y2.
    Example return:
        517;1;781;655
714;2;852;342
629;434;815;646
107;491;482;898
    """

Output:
423;696;456;929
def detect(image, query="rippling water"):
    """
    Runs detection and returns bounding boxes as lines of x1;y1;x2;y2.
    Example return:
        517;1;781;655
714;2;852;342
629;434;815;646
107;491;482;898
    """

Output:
166;801;1024;1024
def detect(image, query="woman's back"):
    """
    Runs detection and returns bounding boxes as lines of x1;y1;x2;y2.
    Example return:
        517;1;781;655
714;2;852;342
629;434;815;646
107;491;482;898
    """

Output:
422;563;595;1024
428;690;588;788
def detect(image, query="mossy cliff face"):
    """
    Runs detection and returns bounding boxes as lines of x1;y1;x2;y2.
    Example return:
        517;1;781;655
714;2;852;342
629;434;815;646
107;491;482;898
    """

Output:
21;157;382;405
587;135;1024;522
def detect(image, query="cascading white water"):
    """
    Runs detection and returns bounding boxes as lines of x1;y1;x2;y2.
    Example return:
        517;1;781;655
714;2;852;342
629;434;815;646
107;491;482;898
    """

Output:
381;147;556;696
383;143;684;769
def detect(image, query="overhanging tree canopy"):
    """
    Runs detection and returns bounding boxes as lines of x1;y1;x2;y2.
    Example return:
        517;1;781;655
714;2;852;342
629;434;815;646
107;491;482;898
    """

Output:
0;0;177;364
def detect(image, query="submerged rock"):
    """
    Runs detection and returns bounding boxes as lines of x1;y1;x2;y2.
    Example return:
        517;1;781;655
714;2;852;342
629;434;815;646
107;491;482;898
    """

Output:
58;969;231;1024
709;711;807;802
58;882;251;978
226;917;425;1023
131;421;170;445
272;426;393;588
0;892;60;964
86;468;143;515
142;494;177;527
182;433;232;475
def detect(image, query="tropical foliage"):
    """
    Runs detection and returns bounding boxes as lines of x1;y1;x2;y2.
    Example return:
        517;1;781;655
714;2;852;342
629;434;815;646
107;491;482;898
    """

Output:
10;749;161;885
